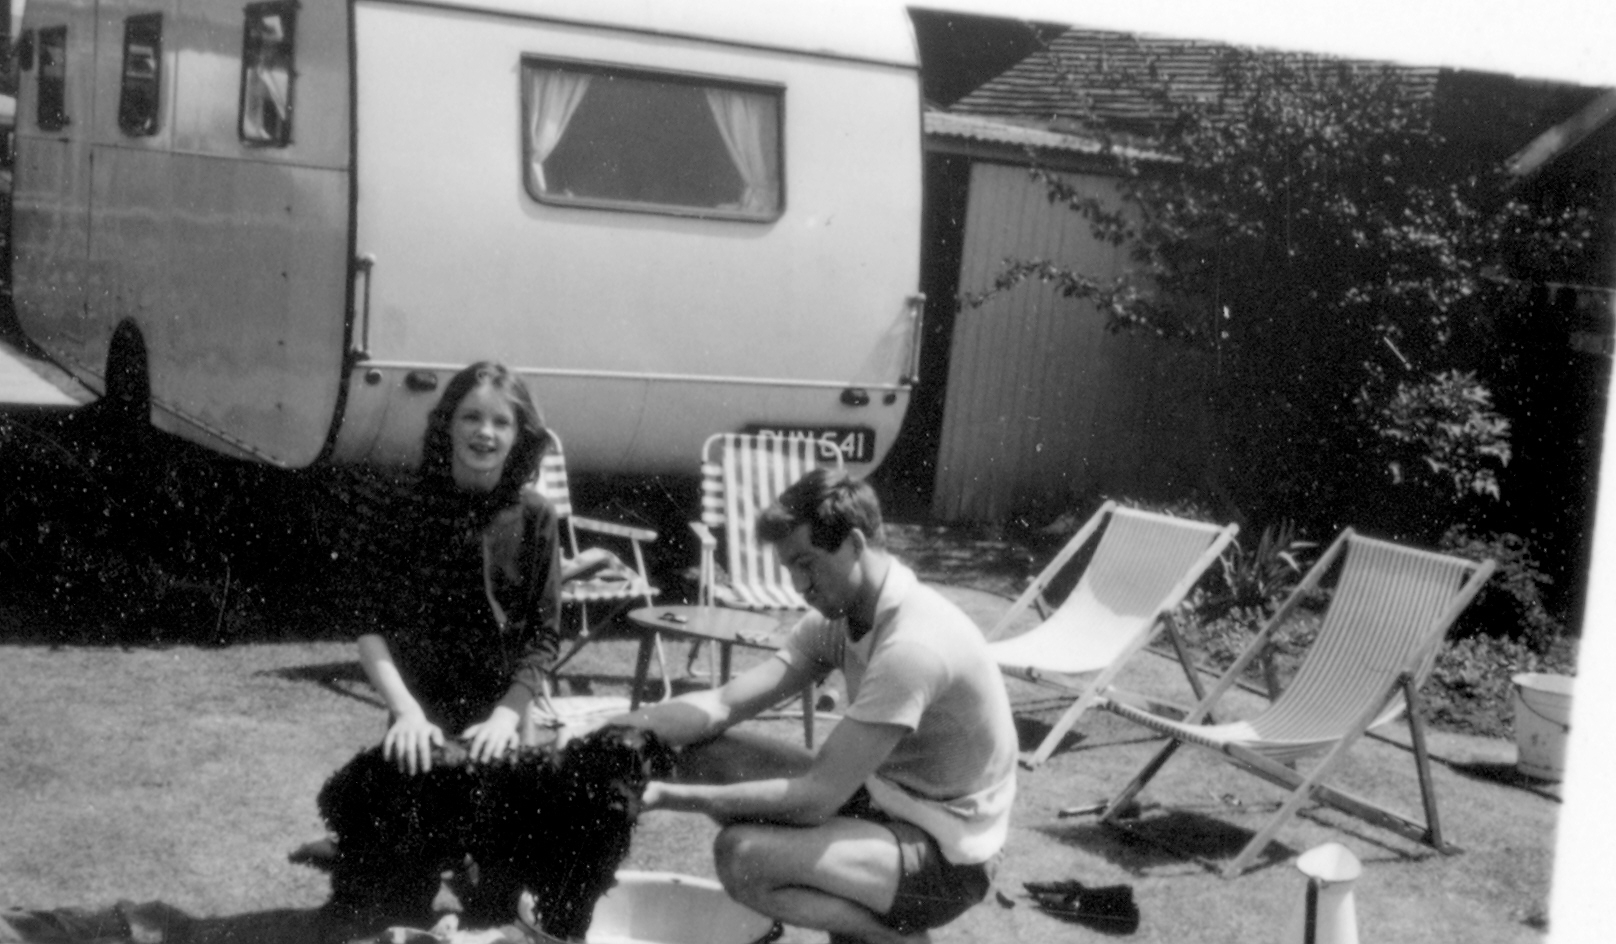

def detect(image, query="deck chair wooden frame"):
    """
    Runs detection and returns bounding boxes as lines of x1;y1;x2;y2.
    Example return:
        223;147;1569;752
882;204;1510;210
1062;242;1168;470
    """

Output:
985;501;1238;769
689;432;845;744
1097;529;1495;878
530;432;664;688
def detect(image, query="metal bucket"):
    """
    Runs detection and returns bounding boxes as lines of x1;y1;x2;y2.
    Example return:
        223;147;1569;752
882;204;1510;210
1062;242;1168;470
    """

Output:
1511;673;1574;781
525;872;779;944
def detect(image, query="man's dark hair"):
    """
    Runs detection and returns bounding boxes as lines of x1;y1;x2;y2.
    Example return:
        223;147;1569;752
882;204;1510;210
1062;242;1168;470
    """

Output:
756;468;885;552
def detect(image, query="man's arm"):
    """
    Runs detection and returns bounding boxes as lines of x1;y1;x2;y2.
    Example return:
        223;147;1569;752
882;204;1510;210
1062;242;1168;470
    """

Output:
644;716;906;826
610;652;815;747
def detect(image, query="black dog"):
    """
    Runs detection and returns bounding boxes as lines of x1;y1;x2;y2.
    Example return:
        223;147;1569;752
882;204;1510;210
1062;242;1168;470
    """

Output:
309;725;675;940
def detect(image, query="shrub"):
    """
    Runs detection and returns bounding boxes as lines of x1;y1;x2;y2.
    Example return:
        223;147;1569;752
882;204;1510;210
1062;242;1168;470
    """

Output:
0;413;335;644
1438;525;1563;649
1423;632;1577;738
1171;520;1319;695
1197;520;1315;625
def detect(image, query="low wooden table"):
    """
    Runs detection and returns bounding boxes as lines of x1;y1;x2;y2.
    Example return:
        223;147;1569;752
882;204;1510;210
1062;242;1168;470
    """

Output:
627;604;818;744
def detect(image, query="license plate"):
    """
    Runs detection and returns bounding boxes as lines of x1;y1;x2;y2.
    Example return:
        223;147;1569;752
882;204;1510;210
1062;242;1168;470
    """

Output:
743;425;877;463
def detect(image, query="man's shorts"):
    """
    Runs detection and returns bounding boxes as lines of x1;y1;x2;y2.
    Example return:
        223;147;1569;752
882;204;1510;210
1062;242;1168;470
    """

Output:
837;788;997;934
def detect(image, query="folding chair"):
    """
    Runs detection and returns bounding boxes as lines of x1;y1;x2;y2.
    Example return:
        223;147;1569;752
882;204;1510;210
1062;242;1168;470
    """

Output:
985;501;1238;768
1097;529;1495;877
692;432;846;610
530;432;664;688
689;432;846;744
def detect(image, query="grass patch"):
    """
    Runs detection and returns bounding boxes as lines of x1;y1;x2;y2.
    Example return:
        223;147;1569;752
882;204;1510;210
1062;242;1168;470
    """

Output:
0;625;1561;944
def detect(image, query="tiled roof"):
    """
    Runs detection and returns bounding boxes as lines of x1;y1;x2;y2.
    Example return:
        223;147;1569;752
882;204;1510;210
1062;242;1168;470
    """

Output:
950;28;1439;140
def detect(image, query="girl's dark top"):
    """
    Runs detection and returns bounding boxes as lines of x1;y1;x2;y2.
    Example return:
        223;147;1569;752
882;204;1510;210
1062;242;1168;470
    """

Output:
339;471;562;734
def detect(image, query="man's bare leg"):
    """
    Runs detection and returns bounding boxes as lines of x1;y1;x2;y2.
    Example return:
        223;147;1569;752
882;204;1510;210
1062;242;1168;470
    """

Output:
713;819;930;944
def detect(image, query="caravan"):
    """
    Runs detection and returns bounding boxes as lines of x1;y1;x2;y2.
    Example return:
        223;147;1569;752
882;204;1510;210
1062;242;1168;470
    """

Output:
7;0;924;475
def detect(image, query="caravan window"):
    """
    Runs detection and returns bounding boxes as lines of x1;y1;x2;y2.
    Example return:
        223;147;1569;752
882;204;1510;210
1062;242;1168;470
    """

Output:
119;14;163;137
238;1;297;146
37;26;69;131
522;60;782;221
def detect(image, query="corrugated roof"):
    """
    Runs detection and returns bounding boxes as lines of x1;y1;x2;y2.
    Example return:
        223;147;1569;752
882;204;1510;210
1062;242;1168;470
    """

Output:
923;108;1162;161
924;110;1102;151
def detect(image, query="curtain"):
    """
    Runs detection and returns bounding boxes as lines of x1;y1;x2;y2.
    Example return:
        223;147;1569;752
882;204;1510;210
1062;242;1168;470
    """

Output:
526;69;592;192
243;62;290;141
704;87;780;213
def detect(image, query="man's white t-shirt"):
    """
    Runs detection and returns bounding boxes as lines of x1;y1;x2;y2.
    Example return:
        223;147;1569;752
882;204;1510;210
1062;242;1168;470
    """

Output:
776;559;1018;864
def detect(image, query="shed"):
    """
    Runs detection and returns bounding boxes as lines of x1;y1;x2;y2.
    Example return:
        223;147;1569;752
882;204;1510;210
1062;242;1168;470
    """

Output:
913;111;1216;523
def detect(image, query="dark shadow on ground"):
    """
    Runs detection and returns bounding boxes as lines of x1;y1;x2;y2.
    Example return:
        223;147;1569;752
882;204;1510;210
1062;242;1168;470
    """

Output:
0;903;338;944
262;661;654;709
1035;809;1297;877
0;899;497;944
1447;760;1564;802
261;662;385;711
1047;797;1443;875
1363;730;1564;802
1009;713;1165;758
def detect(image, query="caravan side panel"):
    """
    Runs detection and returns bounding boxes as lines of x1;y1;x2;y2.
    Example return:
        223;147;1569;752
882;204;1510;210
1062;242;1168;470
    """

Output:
337;0;923;475
12;0;353;466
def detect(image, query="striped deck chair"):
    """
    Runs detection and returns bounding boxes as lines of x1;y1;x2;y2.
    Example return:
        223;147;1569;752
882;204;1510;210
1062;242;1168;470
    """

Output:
530;432;664;687
986;502;1238;769
1097;529;1495;878
689;433;845;744
691;433;845;610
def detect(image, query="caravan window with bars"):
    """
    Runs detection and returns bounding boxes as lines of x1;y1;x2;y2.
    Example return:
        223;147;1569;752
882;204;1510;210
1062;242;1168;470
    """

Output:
37;26;69;131
119;14;163;137
238;1;297;146
521;60;783;221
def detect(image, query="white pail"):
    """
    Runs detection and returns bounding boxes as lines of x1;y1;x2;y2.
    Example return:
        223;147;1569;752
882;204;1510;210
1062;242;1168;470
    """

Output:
524;871;779;944
1511;673;1574;781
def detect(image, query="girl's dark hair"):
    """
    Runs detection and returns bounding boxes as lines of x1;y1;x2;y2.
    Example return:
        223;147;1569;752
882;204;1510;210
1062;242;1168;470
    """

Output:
419;361;549;503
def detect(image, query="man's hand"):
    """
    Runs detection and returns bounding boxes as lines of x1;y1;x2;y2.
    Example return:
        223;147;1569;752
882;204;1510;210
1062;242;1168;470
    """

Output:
463;705;522;764
383;710;444;775
640;781;669;812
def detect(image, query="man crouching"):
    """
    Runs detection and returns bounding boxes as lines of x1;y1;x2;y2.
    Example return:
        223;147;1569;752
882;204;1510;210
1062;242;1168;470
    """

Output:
596;469;1018;944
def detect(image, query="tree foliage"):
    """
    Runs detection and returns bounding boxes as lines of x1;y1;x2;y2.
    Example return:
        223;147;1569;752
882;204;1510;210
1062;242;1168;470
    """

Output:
982;43;1594;539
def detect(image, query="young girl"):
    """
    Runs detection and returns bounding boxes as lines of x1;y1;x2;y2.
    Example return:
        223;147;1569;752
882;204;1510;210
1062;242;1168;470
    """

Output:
353;361;562;774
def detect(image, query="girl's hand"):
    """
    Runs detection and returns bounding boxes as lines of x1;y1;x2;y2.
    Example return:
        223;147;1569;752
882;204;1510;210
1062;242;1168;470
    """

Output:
383;711;444;775
464;705;522;764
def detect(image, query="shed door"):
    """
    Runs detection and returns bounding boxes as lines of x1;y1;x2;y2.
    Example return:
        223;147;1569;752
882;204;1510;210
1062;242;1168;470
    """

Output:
931;161;1213;523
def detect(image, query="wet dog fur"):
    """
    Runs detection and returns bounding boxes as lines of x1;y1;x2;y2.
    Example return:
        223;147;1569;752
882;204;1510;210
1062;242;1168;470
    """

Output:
310;724;675;940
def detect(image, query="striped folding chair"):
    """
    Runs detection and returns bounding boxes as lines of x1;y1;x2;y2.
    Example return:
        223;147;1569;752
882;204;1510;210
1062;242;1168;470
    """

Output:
691;433;846;611
687;433;845;744
986;501;1239;768
531;431;663;685
1097;530;1495;877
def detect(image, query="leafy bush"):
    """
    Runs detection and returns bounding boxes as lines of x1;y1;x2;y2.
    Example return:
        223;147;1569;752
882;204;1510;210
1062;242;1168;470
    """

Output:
1362;369;1513;502
977;39;1592;547
1423;633;1577;738
0;413;335;644
1197;520;1315;625
1438;526;1563;648
1167;520;1320;695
